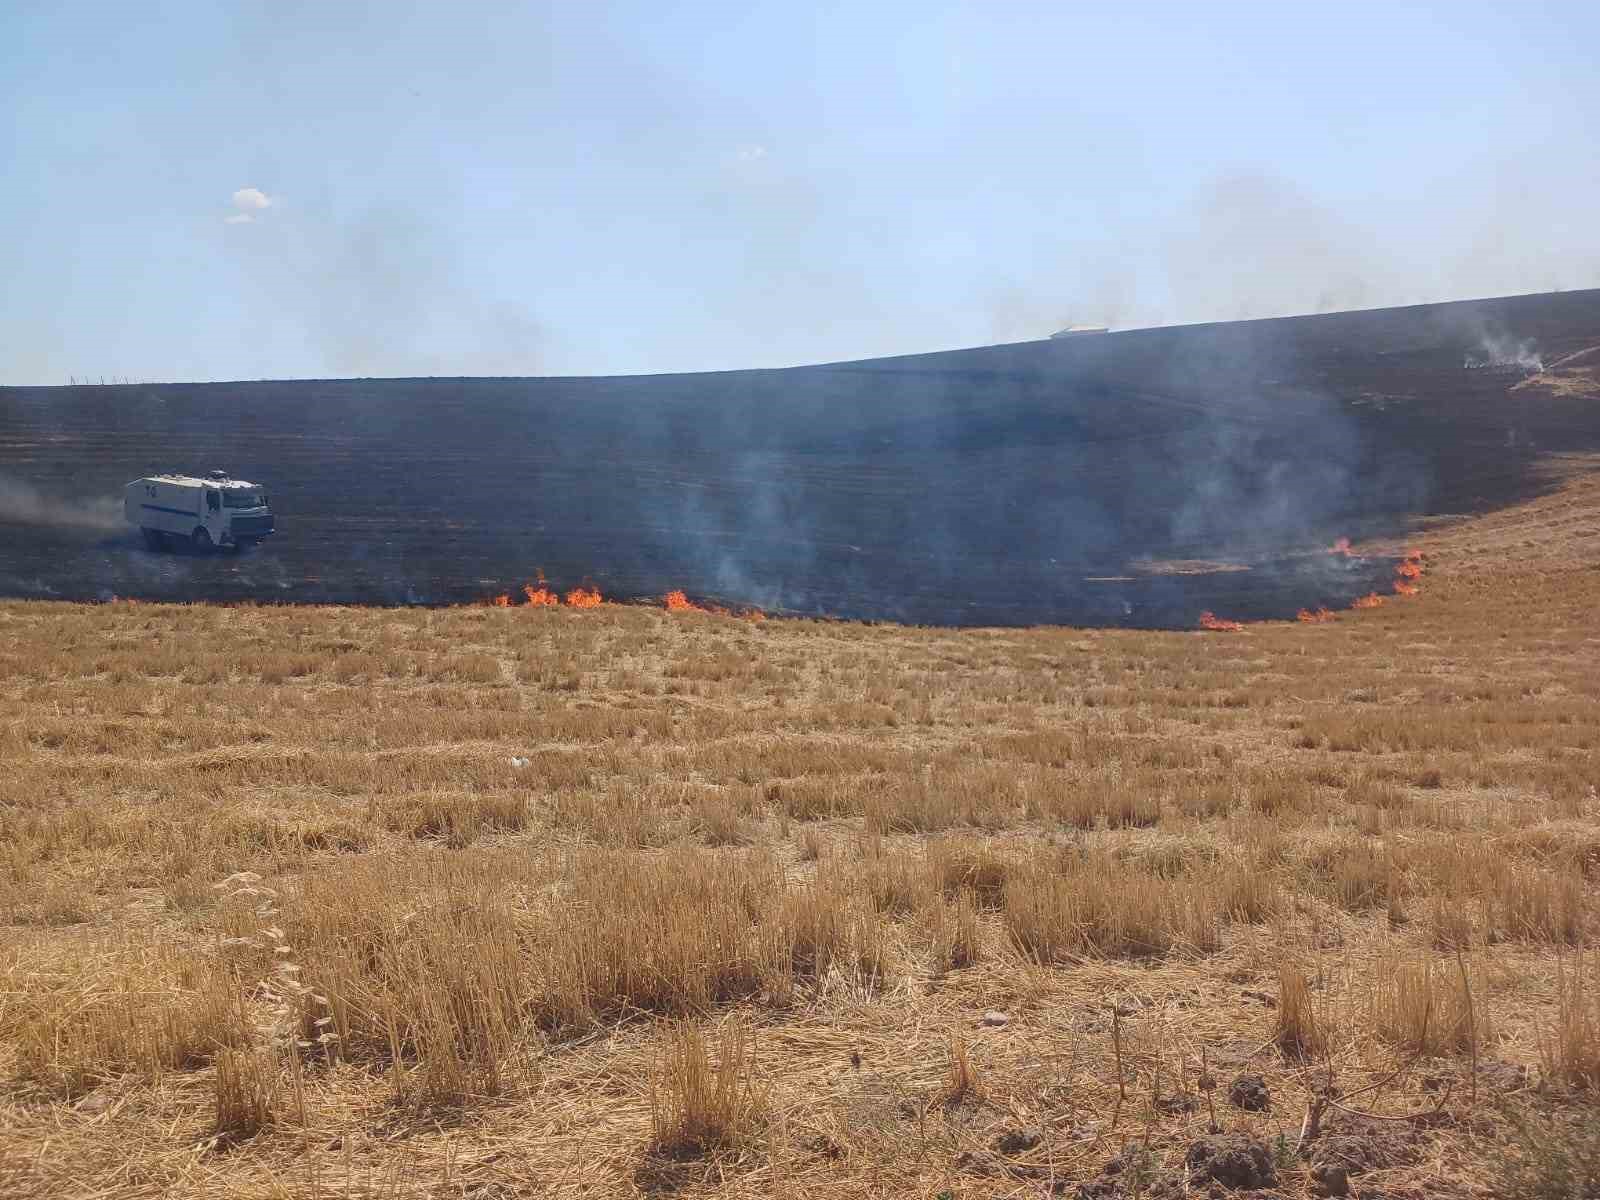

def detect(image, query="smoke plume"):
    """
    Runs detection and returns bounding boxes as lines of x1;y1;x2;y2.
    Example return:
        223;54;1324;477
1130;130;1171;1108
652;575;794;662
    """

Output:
0;474;121;532
1464;327;1544;371
232;203;544;378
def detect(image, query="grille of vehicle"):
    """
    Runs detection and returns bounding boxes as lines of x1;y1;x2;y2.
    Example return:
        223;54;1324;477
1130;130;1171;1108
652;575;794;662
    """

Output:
231;514;275;536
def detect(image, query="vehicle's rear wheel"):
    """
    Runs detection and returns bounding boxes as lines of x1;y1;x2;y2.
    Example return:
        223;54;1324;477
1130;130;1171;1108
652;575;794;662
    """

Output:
192;527;213;552
140;527;164;551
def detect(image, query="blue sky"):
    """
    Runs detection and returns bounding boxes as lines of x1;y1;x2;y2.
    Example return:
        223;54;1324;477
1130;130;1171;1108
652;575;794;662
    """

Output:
3;1;1597;383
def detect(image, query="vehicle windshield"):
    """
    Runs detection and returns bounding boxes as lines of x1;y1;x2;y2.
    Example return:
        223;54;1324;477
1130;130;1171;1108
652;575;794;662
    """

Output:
223;490;266;509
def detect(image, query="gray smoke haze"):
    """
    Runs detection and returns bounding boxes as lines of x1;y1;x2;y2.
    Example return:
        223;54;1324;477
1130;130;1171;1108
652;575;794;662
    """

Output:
0;474;121;532
990;165;1600;344
984;171;1382;342
1162;172;1386;322
232;202;544;378
209;158;1600;377
10;0;1600;385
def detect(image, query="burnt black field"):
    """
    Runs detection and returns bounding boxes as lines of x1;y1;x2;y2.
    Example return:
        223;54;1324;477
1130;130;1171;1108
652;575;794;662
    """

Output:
3;289;1599;626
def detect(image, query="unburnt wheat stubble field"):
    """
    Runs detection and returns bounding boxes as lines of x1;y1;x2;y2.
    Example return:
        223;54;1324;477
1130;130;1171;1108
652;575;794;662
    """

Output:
3;463;1599;1199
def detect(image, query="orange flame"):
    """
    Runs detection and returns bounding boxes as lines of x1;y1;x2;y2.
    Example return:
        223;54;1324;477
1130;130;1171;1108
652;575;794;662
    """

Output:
663;588;706;612
1297;606;1336;624
522;570;560;607
1392;548;1424;596
1328;536;1354;557
1198;610;1244;632
662;588;767;619
1351;592;1385;609
482;576;771;616
483;570;602;609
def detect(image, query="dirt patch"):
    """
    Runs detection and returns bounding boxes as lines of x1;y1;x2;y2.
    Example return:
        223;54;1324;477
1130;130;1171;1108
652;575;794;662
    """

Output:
1423;1058;1529;1096
1305;1120;1420;1184
1073;1145;1188;1199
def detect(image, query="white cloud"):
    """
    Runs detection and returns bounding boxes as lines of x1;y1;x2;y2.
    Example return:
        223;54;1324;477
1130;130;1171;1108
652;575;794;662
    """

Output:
232;187;273;211
224;213;255;225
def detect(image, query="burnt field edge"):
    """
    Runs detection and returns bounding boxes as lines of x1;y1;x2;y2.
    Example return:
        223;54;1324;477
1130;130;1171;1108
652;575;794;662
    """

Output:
3;288;1598;626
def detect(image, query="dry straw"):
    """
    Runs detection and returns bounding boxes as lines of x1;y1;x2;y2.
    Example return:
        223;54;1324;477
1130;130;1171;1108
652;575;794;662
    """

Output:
649;1018;768;1159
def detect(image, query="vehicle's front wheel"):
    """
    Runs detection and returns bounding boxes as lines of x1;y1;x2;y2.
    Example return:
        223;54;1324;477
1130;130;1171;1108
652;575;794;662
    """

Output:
192;527;213;552
140;527;164;551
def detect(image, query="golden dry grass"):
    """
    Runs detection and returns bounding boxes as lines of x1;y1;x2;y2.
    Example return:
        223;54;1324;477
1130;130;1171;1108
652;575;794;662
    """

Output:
648;1019;768;1162
1;459;1599;1197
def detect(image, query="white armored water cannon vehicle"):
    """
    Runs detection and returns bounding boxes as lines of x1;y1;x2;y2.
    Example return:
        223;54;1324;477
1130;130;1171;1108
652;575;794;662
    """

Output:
124;470;275;552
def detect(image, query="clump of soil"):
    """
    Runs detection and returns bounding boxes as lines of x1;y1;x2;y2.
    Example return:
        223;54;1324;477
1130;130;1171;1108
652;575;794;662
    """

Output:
1073;1146;1188;1199
1184;1133;1277;1189
1308;1115;1421;1178
1309;1161;1350;1196
1227;1073;1271;1111
992;1125;1043;1154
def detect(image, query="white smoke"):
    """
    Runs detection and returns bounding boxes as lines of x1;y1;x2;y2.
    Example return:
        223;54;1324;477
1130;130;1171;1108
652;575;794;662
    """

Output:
0;475;122;531
1464;329;1543;371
